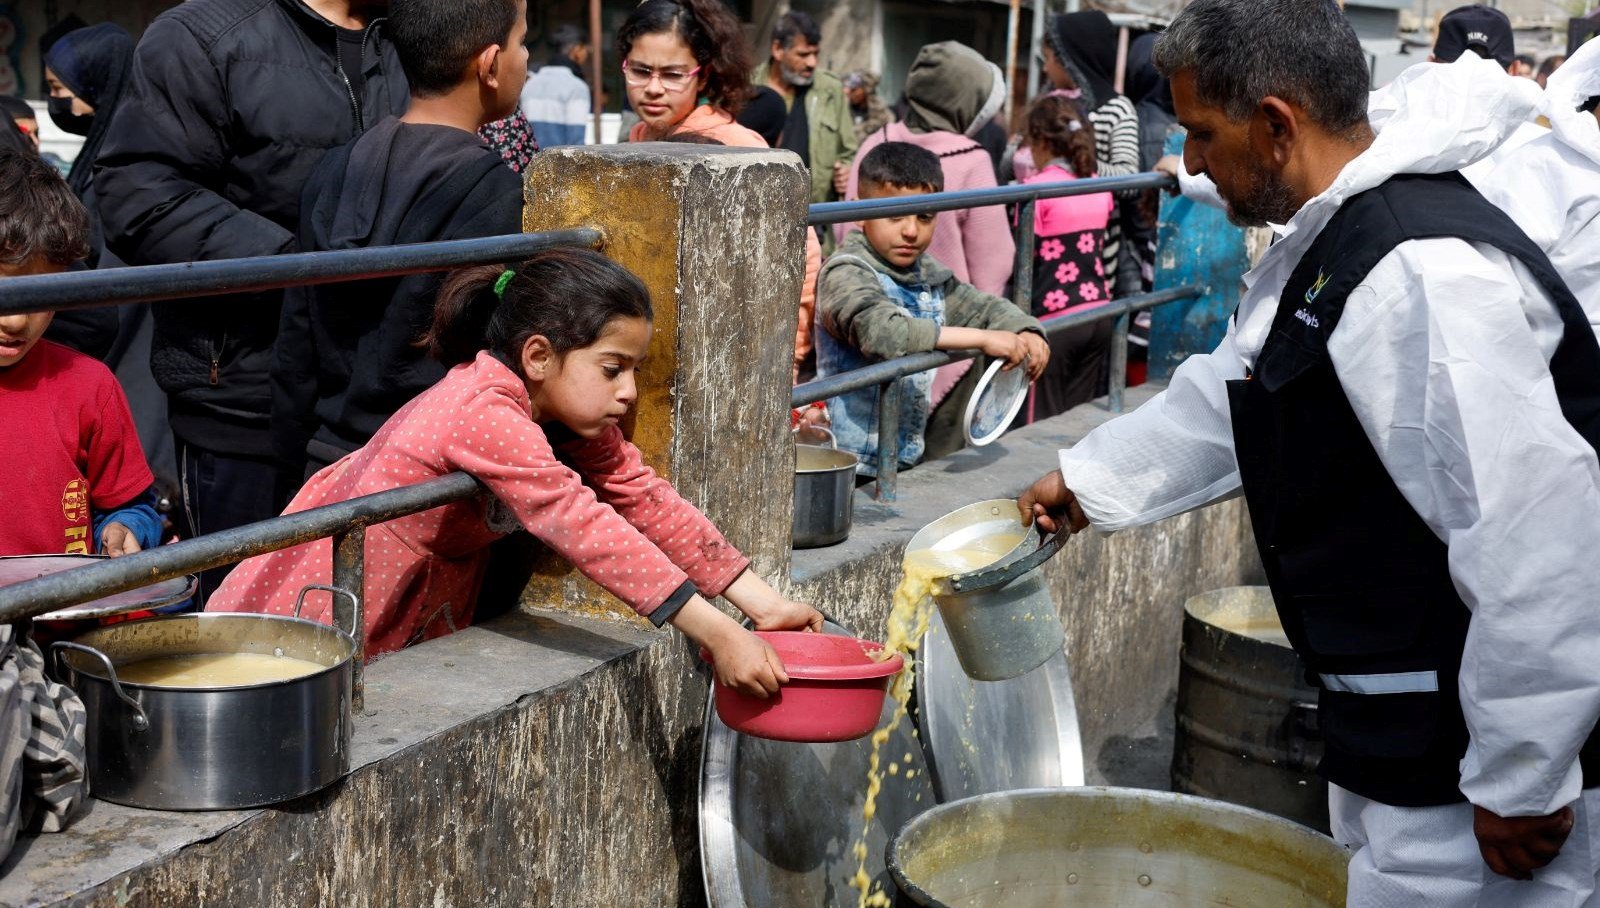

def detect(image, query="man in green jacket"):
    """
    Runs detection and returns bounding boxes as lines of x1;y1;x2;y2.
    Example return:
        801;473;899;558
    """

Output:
752;10;858;205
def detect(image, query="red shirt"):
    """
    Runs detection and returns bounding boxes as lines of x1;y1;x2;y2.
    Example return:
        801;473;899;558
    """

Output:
0;341;153;555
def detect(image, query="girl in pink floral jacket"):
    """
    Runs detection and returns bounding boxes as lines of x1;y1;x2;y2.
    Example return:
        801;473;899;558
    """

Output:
1018;93;1116;423
209;249;820;697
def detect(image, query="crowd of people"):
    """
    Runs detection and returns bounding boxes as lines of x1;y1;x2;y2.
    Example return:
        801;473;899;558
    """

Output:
2;0;1600;897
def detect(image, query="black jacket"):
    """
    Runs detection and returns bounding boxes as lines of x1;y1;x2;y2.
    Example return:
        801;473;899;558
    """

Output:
272;117;523;478
94;0;407;456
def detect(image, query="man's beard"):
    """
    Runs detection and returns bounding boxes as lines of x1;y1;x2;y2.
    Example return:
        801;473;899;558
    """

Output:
1223;166;1299;228
780;61;815;88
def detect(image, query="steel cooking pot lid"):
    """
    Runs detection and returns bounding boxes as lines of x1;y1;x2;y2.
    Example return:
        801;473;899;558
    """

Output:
1;555;197;621
700;619;936;907
915;608;1084;801
963;358;1029;447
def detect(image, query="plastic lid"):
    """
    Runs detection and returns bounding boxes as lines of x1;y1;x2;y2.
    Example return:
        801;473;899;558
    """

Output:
962;359;1029;447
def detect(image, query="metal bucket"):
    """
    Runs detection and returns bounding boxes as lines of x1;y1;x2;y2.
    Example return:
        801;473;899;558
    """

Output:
53;586;357;810
906;500;1065;681
888;787;1349;907
1172;586;1328;832
792;438;857;549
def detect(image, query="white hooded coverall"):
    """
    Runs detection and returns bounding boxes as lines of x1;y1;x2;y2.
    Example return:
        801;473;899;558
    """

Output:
1065;56;1600;905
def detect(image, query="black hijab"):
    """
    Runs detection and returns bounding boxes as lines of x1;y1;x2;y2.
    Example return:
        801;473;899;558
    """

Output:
43;23;134;197
1124;32;1173;116
1046;11;1120;111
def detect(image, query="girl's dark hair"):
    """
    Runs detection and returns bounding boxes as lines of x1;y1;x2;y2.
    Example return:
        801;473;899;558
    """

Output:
616;0;751;116
1025;94;1097;180
426;247;653;367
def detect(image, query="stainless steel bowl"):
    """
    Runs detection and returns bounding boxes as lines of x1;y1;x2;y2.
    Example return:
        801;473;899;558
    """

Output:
54;594;356;811
792;443;858;548
889;787;1348;907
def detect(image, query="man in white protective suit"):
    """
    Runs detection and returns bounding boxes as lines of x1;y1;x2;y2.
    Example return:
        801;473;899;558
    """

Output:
1018;1;1600;905
1479;37;1600;320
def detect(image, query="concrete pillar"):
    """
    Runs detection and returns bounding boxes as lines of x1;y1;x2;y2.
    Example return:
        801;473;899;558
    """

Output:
519;143;809;621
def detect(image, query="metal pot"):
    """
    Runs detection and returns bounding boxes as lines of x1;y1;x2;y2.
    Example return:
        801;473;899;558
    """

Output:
52;585;357;811
907;500;1066;681
792;429;858;549
888;787;1348;907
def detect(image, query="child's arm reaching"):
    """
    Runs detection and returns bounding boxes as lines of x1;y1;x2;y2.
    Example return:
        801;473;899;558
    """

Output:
937;327;1050;381
555;426;824;633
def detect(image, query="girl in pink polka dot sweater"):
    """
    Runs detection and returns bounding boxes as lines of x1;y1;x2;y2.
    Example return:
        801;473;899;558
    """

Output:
208;248;822;697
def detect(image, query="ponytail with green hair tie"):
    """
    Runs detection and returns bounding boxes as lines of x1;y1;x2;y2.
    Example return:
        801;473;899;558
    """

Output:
493;269;516;299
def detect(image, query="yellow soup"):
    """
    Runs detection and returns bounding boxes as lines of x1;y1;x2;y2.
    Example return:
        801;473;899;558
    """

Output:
850;531;1023;907
116;653;327;688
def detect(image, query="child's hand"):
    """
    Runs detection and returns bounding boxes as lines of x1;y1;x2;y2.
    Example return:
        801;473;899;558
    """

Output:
707;625;789;698
1019;331;1051;381
979;330;1029;371
751;598;826;633
101;522;142;558
722;569;825;632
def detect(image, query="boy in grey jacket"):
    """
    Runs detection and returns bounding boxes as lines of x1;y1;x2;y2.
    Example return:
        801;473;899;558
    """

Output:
816;142;1048;477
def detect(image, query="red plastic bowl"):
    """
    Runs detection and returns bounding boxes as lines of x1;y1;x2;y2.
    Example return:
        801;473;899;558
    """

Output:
706;631;905;743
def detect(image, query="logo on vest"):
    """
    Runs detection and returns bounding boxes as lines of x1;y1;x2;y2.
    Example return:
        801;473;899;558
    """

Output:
1292;308;1321;328
1305;268;1331;304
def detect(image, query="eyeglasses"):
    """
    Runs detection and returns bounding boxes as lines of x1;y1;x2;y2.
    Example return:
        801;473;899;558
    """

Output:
621;59;702;93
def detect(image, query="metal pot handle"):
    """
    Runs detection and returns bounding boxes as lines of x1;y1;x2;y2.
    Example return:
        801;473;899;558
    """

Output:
50;641;149;732
943;528;1070;595
292;584;360;640
792;423;837;449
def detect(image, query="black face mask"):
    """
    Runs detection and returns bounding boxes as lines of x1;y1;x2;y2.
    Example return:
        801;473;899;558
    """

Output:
47;96;94;136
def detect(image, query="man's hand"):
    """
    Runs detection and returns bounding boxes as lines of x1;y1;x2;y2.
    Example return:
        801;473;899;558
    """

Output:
100;522;142;558
1154;154;1184;196
832;162;849;196
1018;470;1089;535
1019;332;1051;381
1475;804;1575;880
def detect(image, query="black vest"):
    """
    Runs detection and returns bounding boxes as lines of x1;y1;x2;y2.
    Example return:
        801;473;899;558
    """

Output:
1228;171;1600;807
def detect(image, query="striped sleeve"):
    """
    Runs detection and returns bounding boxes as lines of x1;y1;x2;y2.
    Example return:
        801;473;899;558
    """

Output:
1089;97;1143;198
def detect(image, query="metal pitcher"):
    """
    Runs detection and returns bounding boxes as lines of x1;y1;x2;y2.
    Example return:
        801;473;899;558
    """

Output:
906;500;1068;681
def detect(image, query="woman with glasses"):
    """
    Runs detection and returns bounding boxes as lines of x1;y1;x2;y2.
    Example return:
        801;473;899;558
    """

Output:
617;0;755;145
615;0;823;382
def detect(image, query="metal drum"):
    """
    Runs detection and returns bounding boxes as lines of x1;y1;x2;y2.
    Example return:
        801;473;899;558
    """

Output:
888;787;1349;907
1172;586;1328;831
916;608;1083;802
700;621;935;907
53;587;356;810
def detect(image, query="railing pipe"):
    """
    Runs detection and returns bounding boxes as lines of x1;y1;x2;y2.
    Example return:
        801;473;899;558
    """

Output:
1014;198;1036;315
0;473;482;624
331;526;367;710
1109;310;1132;414
876;379;901;502
807;172;1175;226
0;229;604;315
792;286;1198;408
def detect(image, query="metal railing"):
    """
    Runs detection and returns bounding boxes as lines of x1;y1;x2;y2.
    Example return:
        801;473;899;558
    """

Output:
798;170;1195;500
0;170;1201;652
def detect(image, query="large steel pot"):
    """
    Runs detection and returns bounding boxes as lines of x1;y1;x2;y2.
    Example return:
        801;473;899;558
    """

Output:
888;787;1348;907
907;500;1065;681
53;586;357;810
792;434;858;549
